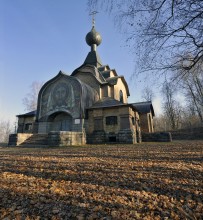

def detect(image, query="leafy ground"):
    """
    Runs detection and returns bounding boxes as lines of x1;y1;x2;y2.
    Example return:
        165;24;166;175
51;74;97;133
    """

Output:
0;141;202;220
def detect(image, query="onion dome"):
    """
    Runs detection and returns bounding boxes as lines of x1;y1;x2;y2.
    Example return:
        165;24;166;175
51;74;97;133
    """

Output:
86;26;102;47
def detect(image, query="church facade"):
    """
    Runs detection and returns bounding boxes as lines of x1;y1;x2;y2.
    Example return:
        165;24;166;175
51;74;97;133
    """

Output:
9;24;155;146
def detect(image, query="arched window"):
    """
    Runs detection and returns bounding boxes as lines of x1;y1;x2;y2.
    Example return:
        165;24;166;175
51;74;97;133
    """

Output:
120;90;123;103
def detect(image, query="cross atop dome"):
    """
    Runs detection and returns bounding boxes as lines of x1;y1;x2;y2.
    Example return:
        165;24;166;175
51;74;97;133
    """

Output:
89;11;98;27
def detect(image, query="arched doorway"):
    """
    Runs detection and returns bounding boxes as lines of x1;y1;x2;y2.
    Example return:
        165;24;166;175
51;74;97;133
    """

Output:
48;112;72;132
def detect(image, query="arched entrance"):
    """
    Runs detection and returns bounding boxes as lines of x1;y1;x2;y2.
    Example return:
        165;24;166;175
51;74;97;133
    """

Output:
48;112;72;132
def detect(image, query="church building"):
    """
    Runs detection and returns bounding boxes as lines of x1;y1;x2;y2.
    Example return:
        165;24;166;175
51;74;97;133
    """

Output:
9;21;155;147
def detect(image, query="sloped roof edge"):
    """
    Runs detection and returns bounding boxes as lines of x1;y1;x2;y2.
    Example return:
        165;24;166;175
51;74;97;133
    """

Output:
17;110;37;117
132;101;155;116
87;97;137;110
71;64;107;85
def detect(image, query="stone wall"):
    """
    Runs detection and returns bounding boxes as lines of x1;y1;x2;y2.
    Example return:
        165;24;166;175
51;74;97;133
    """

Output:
170;127;203;140
142;132;172;142
8;131;86;147
118;129;137;144
86;105;141;144
87;106;139;134
48;131;86;146
8;133;33;146
87;129;138;144
17;116;36;133
86;131;106;144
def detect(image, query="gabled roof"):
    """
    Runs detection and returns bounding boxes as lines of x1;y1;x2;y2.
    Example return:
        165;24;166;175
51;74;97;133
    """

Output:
132;101;155;116
17;110;36;117
99;68;118;79
106;76;120;85
101;70;111;79
106;76;130;96
98;65;110;72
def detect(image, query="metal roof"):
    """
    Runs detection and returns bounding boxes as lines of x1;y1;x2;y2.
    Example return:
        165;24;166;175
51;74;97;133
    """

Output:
87;97;136;110
17;110;36;117
101;70;111;79
132;101;155;116
98;65;110;71
83;50;102;67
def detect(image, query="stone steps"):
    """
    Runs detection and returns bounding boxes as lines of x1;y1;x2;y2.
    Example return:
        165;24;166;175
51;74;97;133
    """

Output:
20;134;48;147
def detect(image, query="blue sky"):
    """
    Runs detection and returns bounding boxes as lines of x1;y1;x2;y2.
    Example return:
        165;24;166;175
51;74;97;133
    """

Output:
0;0;161;125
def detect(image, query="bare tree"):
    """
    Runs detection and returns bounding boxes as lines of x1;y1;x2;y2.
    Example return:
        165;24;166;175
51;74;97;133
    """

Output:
141;86;154;101
22;81;43;111
154;109;201;131
154;114;168;131
172;60;203;125
184;81;203;125
0;120;12;143
181;108;201;128
88;0;203;79
162;81;183;130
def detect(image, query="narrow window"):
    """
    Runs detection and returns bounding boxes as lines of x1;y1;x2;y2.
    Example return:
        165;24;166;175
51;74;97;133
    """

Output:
120;90;123;103
132;117;135;125
25;123;32;131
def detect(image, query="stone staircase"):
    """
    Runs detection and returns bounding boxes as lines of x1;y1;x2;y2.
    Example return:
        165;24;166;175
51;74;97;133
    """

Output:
19;134;48;147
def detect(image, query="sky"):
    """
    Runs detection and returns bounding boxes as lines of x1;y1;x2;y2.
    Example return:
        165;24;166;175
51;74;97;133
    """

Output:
0;0;161;126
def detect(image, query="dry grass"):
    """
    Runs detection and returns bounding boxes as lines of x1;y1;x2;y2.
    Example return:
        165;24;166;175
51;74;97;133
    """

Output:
0;141;202;220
